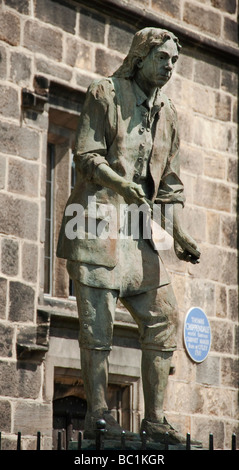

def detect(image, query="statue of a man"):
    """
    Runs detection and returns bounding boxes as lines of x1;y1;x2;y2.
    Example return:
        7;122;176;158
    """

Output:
57;27;201;444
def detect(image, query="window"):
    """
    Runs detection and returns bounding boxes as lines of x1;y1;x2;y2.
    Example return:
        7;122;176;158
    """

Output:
69;153;76;297
43;84;84;299
44;144;55;295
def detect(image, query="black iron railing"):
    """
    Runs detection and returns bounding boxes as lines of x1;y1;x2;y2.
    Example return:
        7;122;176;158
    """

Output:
0;424;237;451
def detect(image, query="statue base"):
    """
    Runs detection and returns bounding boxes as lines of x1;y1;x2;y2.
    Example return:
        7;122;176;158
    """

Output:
68;438;203;451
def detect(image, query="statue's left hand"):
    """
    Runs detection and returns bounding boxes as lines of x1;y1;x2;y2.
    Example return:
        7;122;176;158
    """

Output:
174;232;201;264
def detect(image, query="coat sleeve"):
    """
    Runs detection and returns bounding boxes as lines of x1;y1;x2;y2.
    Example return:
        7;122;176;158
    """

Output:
156;99;185;206
74;79;114;181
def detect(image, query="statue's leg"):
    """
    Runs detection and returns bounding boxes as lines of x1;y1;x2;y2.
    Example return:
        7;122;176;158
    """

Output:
141;349;173;423
74;281;138;440
140;348;201;446
80;347;109;417
122;284;201;446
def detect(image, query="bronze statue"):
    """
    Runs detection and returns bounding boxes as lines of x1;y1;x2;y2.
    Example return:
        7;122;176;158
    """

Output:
57;27;201;445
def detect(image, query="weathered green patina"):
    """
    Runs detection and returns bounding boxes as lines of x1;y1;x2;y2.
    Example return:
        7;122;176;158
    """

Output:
57;27;201;445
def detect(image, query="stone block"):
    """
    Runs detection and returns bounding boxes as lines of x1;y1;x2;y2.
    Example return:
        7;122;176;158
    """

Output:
177;110;194;143
221;357;239;388
171;349;195;383
0;436;18;451
223;17;238;43
231;187;237;214
95;48;123;77
206;211;220;245
36;57;72;82
196;356;220;386
1;238;19;276
192;416;224;448
0;154;6;189
225;419;239;450
65;37;92;71
204;154;226;180
182;81;214;118
228;287;238;322
9;281;35;322
0;44;7;80
199;387;233;419
23;110;49;133
17;324;37;346
227;156;238;184
232;98;237;123
215;284;227;318
5;0;30;14
188;245;237;286
220;250;237;285
0;277;7;319
224;125;237;156
0;400;11;432
170;273;187;312
194;178;231;212
179;143;204;175
213;119;236;153
0;193;39;240
34;0;77;33
0;10;20;46
0;360;41;398
79;8;106;44
8;158;39;198
180;172;194;204
210;319;234;353
164;75;183;107
23;20;63;61
10;51;32;86
0;122;40;160
22;242;38;283
108;20;136;54
176;49;194;80
165;381;203;415
221;69;238;96
220;214;237;249
152;0;181;18
195;115;235;151
182;205;206;242
186;278;215;316
0;322;14;357
234;324;239;356
13;402;52;436
183;2;221;36
211;0;236;13
0;85;19;120
214;92;232;121
194;57;221;89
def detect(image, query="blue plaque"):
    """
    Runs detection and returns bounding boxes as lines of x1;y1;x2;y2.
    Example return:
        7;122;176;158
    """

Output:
184;307;211;363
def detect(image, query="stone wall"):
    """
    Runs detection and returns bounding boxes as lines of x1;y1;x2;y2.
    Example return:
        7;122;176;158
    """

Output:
0;0;238;449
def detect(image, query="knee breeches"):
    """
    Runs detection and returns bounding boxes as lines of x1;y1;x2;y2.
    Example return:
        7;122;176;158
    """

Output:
74;282;178;352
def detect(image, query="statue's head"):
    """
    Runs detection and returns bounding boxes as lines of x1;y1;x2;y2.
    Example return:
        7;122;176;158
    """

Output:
112;27;181;87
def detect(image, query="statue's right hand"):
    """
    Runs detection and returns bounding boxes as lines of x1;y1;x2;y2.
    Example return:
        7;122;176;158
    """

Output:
119;182;148;206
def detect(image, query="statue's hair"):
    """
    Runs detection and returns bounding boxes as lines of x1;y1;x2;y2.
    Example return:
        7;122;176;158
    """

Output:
112;27;181;79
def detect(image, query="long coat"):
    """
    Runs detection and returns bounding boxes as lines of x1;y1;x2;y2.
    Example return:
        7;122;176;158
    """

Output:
56;77;185;268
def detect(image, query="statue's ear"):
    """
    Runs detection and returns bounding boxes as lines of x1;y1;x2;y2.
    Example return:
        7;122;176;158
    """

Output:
136;58;144;69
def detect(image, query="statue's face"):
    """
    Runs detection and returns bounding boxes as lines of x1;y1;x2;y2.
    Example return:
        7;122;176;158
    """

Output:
137;39;179;88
